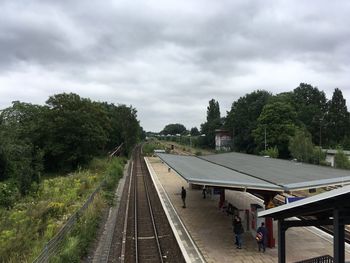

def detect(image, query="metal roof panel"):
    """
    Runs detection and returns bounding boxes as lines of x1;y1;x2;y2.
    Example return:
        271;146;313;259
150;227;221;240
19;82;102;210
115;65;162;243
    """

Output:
201;152;350;190
157;153;283;191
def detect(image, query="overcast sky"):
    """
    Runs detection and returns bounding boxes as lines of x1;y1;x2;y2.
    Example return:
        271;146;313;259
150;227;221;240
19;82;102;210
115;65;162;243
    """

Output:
0;0;350;132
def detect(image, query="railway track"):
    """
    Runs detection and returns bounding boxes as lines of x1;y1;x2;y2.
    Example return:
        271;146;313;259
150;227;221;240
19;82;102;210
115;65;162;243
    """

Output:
122;146;184;263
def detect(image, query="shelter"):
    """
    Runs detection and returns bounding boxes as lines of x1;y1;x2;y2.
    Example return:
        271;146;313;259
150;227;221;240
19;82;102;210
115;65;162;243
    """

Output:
157;152;350;192
259;185;350;263
157;154;281;191
200;152;350;191
157;152;350;249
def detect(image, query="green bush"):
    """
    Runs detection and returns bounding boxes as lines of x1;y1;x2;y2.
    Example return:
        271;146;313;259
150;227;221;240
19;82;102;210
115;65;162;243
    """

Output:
0;157;114;262
260;146;279;158
334;149;350;169
0;182;18;209
52;157;124;262
52;192;106;262
53;236;80;263
142;142;165;156
102;158;125;204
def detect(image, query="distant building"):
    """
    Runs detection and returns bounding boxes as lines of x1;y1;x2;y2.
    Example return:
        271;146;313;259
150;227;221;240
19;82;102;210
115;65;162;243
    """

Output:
215;129;232;151
322;149;350;167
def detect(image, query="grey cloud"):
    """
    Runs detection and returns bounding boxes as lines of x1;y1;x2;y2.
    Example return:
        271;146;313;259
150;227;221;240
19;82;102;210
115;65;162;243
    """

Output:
0;0;350;131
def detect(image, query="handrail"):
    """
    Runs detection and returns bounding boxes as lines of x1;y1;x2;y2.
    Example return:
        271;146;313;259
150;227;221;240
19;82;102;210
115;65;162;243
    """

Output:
295;255;333;263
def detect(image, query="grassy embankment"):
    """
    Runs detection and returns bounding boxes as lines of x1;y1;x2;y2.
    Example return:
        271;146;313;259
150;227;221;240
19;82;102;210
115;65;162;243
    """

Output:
0;157;125;262
157;140;213;156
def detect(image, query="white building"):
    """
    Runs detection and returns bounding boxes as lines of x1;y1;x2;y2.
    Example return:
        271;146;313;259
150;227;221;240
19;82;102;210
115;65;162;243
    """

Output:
215;129;232;151
322;149;350;167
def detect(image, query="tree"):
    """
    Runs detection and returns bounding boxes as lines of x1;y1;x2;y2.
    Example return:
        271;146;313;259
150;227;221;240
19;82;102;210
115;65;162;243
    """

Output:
0;94;143;197
226;90;271;153
0;102;45;194
201;99;221;148
160;123;187;135
44;93;110;171
334;149;350;169
324;88;350;146
0;136;9;181
289;128;315;163
102;103;141;155
254;101;297;158
292;83;327;146
190;127;200;136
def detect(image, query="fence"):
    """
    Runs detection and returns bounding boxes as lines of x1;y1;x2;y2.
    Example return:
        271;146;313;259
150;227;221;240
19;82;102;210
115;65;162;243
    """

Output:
295;255;334;263
32;181;104;263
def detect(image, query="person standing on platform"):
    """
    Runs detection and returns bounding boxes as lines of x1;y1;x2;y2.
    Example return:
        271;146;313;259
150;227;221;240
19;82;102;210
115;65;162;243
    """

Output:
202;186;206;199
256;222;267;252
233;215;244;249
181;186;187;208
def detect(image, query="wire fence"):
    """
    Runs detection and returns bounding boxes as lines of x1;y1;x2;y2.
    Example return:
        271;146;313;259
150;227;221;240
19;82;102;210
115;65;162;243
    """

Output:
32;181;105;263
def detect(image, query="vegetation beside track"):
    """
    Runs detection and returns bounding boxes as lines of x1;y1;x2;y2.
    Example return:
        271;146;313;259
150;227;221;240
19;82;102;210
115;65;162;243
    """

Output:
0;157;125;262
142;140;167;156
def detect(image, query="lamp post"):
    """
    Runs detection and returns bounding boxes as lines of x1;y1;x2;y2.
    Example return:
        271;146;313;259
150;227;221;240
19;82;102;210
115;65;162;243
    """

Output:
264;126;267;151
319;116;324;148
187;134;192;148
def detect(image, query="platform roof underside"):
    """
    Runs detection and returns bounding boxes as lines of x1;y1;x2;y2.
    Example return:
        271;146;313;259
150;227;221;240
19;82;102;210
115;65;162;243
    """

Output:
157;152;350;192
258;184;350;219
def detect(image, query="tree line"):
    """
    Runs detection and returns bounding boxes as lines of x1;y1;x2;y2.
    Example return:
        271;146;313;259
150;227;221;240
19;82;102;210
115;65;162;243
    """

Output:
158;83;350;165
0;93;142;199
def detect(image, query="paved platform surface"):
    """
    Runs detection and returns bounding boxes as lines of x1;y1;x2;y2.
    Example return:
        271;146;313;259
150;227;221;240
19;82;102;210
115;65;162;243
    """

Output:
146;157;350;263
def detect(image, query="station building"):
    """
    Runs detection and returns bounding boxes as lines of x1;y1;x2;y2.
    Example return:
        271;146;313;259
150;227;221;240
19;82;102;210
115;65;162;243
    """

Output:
322;149;350;167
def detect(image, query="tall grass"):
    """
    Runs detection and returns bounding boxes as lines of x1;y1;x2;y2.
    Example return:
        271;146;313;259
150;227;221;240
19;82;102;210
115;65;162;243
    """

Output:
0;157;124;262
51;157;125;262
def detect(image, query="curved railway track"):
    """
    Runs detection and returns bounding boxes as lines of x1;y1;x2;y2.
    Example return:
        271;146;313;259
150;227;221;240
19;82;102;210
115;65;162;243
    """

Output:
121;146;184;263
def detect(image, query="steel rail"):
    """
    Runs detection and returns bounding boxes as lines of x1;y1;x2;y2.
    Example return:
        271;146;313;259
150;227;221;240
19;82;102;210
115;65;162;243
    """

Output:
134;158;139;263
120;161;133;263
141;159;164;263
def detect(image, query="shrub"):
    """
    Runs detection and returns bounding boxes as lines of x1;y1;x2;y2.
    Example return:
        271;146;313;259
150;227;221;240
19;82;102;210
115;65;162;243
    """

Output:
260;146;279;158
0;182;18;209
53;236;80;263
334;149;350;169
0;157;112;262
52;194;106;263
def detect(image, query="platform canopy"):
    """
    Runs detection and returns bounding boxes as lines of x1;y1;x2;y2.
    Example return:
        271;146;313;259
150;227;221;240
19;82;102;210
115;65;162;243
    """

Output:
258;184;350;219
258;185;350;263
157;152;350;192
201;152;350;191
157;153;282;191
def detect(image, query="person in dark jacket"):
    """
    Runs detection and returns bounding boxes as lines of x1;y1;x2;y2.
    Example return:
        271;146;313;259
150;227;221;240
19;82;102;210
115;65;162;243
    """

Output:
181;186;186;208
233;215;244;249
202;186;206;199
256;222;267;252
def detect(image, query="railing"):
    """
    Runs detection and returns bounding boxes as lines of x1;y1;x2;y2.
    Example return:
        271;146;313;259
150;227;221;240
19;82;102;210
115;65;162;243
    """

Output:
295;255;334;263
32;181;105;263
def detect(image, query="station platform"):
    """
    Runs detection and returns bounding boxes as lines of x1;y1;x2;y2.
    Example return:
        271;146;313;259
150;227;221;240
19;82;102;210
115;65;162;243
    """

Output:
145;157;350;263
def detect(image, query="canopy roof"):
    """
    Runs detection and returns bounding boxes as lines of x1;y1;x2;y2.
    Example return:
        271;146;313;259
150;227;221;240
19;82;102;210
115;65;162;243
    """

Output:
201;152;350;191
258;184;350;219
157;153;281;191
157;152;350;192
